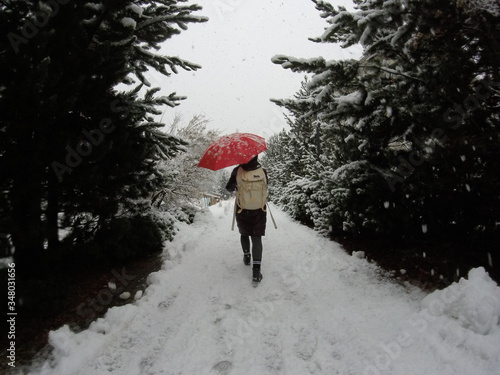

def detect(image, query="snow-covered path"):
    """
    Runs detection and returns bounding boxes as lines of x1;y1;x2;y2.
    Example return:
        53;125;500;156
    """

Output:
25;201;500;375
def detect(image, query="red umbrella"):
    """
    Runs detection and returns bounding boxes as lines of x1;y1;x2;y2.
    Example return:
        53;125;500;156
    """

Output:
198;133;267;171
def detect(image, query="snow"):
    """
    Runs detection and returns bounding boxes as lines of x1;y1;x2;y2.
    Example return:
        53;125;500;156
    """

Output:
20;201;500;375
344;133;355;143
331;160;368;180
84;3;103;12
0;256;13;269
421;267;500;336
120;17;137;29
306;70;331;90
119;292;131;300
358;139;368;151
359;24;374;46
335;90;364;112
127;4;144;18
134;291;143;301
352;250;365;259
466;0;500;16
270;55;325;73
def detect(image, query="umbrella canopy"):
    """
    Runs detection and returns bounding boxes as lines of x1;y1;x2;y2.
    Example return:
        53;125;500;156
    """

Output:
198;133;267;171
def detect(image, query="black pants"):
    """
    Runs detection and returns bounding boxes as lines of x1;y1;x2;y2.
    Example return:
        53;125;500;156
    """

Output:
240;235;262;269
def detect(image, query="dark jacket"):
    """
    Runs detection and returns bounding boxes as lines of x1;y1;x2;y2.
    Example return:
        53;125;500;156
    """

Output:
225;156;268;192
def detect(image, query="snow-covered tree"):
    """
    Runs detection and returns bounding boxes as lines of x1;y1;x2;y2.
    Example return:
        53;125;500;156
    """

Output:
261;131;293;205
266;79;323;226
272;0;499;273
0;0;208;274
153;114;221;210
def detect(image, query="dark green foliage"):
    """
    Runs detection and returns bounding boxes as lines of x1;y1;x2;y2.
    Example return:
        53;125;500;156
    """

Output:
269;0;500;280
0;1;207;276
96;215;164;262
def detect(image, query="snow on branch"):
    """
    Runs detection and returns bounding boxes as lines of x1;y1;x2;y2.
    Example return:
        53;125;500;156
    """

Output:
334;90;364;113
161;56;202;73
127;4;144;18
136;14;208;31
462;0;500;16
331;160;370;181
271;55;327;73
121;17;137;29
133;46;202;78
109;36;137;47
157;93;187;108
358;64;424;82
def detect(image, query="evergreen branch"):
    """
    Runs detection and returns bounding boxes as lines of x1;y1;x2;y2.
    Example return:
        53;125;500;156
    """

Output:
271;55;327;73
136;13;208;31
358;64;424;82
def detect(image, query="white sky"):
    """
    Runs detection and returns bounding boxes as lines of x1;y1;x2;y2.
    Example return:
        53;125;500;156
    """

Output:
149;0;360;138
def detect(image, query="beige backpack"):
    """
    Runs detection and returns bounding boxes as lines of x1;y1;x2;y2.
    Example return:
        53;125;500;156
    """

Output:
236;167;268;211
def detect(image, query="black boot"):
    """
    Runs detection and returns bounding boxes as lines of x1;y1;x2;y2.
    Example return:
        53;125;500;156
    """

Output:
243;252;251;266
252;266;263;282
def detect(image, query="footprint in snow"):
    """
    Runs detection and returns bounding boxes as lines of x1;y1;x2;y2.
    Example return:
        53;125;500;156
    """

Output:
209;360;232;375
263;326;284;371
158;293;177;311
294;326;318;361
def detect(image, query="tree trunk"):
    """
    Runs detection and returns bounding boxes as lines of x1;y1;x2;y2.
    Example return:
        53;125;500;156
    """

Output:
10;130;45;279
46;169;60;254
11;166;44;278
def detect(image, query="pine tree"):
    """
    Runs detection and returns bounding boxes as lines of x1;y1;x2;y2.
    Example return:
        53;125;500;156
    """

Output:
261;131;293;206
272;0;499;275
267;79;324;226
0;0;208;275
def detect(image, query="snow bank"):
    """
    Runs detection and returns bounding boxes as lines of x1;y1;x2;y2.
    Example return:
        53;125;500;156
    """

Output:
421;267;500;335
43;305;140;374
